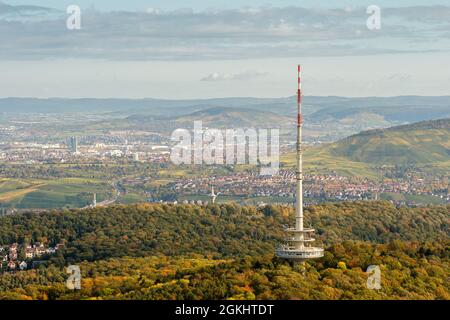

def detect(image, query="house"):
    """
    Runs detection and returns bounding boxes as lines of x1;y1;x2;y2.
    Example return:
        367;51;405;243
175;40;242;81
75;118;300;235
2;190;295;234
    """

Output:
9;251;17;260
25;248;34;259
34;242;44;248
46;247;56;254
34;243;47;257
34;247;46;257
7;260;16;270
19;261;27;271
9;243;18;254
0;242;62;270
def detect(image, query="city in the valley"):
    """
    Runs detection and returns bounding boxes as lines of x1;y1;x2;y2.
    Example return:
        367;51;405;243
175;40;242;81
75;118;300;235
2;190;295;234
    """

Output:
1;102;448;212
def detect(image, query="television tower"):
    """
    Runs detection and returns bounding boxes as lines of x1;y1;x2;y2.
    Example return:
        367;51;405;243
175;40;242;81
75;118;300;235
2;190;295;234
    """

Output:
275;65;324;261
210;186;220;204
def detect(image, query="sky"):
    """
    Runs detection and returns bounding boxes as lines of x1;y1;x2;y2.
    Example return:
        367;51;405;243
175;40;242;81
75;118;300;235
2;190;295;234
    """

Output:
5;0;450;11
1;1;450;98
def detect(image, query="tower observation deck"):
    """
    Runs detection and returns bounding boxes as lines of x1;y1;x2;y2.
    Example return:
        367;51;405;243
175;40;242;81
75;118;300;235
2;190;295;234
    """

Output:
275;65;324;261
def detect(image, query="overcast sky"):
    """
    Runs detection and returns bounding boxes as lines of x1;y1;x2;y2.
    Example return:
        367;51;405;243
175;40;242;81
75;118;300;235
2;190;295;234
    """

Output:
1;1;449;98
5;0;450;11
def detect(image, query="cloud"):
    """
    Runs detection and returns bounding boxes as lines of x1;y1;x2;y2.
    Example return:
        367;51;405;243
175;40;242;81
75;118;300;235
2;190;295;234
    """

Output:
145;7;161;15
0;2;63;22
0;4;449;61
201;70;268;81
385;73;412;81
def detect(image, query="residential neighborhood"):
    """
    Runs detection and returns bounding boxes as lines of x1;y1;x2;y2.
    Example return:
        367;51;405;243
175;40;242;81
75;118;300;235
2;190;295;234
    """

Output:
0;242;64;272
146;170;450;206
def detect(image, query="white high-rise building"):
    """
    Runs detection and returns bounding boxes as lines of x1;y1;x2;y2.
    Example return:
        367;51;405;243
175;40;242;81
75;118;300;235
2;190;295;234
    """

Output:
68;136;78;154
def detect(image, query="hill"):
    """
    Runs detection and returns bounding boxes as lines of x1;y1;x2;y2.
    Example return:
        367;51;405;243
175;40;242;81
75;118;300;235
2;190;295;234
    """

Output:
309;96;450;124
0;202;448;300
3;96;450;143
2;96;449;118
0;201;448;262
1;240;449;300
323;118;450;165
174;107;293;128
281;118;450;177
122;107;293;134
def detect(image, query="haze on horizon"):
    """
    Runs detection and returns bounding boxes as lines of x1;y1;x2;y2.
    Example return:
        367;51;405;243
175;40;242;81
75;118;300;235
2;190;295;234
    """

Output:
1;0;449;99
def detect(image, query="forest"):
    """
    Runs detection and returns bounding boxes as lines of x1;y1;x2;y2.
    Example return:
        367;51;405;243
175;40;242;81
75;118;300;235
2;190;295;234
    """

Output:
0;201;448;300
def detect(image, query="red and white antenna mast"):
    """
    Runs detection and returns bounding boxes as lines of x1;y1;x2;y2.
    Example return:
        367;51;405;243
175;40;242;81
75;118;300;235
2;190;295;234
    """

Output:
298;65;303;126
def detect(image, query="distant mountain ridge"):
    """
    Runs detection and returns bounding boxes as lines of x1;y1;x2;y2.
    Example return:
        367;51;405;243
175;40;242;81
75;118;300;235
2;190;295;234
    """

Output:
124;106;293;131
357;118;450;134
2;96;449;142
174;107;293;128
1;96;449;118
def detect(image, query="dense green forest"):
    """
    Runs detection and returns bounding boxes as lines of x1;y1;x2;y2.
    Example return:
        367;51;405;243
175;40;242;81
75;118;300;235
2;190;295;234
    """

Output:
0;241;448;300
0;201;448;300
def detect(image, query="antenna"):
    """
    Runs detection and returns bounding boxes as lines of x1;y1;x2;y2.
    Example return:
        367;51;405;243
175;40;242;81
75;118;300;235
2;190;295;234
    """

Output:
210;186;220;204
275;65;324;262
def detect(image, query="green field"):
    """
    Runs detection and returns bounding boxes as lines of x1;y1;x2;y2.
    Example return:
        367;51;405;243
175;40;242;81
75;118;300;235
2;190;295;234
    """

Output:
380;192;447;205
0;178;113;209
118;193;148;204
178;194;295;205
281;149;379;178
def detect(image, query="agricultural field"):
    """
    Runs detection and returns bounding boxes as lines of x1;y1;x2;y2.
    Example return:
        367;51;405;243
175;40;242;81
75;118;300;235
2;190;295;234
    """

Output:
380;192;447;205
0;178;113;209
281;149;378;179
